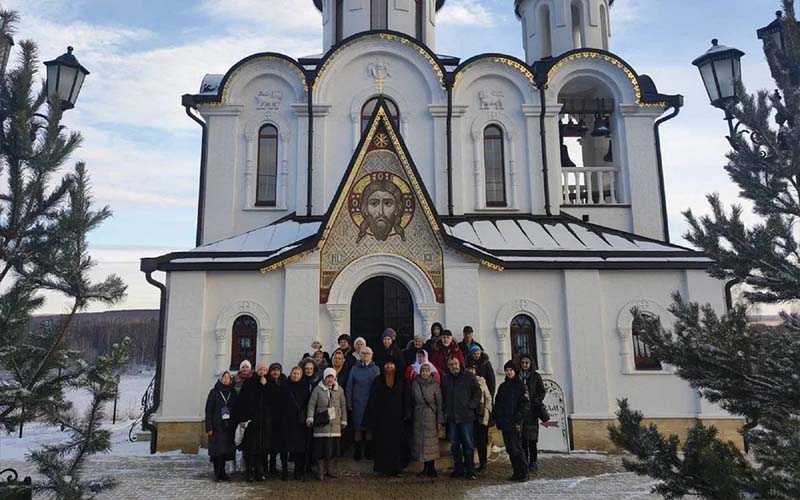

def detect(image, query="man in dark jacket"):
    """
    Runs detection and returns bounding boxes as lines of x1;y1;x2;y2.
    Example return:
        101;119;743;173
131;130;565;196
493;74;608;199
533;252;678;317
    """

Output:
441;357;481;480
494;361;530;482
458;326;484;359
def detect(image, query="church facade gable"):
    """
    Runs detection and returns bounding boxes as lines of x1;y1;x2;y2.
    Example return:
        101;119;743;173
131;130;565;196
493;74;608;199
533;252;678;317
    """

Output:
319;101;445;303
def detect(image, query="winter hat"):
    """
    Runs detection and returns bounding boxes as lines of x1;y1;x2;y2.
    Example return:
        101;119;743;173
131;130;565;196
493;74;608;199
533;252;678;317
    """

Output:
381;328;397;341
239;360;252;370
269;362;282;372
323;367;337;380
441;329;453;337
312;337;323;348
463;325;474;334
337;334;352;345
503;360;518;373
430;322;443;334
469;344;482;355
354;336;367;348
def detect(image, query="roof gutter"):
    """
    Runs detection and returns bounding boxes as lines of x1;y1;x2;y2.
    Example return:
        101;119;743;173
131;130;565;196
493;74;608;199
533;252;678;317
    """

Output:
306;71;315;217
182;94;208;247
140;261;167;455
445;73;455;217
653;98;683;243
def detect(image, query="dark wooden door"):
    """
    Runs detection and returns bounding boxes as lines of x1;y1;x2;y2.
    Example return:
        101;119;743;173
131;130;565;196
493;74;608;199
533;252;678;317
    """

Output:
350;276;414;352
510;314;537;367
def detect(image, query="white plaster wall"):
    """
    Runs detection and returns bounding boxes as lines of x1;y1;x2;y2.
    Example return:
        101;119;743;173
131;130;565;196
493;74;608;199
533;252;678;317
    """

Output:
561;205;632;231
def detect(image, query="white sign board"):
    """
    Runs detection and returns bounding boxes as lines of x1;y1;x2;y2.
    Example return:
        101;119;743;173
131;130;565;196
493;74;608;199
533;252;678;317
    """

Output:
537;379;570;452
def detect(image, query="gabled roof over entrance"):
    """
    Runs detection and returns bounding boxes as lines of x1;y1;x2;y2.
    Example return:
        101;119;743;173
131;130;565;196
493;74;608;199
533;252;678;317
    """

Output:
142;99;709;274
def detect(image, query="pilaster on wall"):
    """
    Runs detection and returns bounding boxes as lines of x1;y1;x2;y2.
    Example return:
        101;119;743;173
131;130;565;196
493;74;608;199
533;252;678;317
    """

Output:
563;270;610;416
282;263;321;364
161;272;208;421
443;262;480;342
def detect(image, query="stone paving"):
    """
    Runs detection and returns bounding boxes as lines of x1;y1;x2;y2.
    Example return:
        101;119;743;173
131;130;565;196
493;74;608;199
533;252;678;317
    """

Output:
2;452;686;499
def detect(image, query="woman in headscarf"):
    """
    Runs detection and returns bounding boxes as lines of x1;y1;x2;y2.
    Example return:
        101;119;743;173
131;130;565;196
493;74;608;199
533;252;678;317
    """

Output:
365;358;406;476
410;363;444;478
267;363;289;480
346;337;366;372
235;361;276;481
404;349;441;385
205;371;237;481
306;367;347;480
346;346;380;461
374;328;406;376
519;354;546;473
330;349;349;388
285;366;311;481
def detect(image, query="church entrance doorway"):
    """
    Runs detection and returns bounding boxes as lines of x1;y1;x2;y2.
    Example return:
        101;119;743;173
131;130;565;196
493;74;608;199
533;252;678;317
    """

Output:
350;276;414;352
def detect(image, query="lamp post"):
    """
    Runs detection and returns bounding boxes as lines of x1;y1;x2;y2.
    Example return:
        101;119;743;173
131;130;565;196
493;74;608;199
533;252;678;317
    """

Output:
43;46;90;111
692;39;745;137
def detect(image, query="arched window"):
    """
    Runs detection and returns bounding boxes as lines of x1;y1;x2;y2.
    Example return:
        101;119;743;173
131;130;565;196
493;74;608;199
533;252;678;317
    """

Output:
371;0;388;29
571;1;585;49
600;4;609;51
415;0;424;42
256;124;279;206
632;313;662;371
361;96;400;133
511;314;537;366
335;0;344;43
539;5;553;58
231;315;257;371
483;125;506;207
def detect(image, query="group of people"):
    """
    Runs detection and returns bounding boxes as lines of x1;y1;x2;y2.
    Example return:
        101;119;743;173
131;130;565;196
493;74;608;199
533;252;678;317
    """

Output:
204;323;548;483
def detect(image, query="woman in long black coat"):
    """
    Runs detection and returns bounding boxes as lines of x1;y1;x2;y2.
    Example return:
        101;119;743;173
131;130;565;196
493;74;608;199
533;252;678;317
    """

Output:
285;366;311;480
519;354;546;472
236;362;276;481
267;363;290;480
205;371;237;481
364;358;406;476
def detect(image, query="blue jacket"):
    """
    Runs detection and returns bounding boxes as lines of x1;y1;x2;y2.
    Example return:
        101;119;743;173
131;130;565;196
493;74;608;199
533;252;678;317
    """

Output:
346;361;380;431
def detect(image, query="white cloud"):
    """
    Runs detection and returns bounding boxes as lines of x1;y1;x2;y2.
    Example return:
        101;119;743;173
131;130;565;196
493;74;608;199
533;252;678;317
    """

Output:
439;0;496;27
197;0;322;32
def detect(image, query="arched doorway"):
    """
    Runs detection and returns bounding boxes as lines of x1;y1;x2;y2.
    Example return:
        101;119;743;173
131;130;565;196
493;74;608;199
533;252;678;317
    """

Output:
350;276;414;352
510;314;537;367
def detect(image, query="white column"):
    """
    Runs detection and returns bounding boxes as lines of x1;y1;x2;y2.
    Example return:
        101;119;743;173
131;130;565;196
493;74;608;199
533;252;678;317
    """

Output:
417;303;439;340
326;303;349;339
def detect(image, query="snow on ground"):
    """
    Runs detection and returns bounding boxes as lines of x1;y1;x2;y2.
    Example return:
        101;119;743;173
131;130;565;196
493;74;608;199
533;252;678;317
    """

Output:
0;369;156;460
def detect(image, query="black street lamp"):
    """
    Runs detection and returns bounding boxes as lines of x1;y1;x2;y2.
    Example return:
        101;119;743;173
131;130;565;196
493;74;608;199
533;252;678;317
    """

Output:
756;10;800;52
44;46;90;111
692;39;745;110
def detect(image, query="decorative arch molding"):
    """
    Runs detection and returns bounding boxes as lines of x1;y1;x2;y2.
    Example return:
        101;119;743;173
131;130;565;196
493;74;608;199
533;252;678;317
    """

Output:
469;113;519;210
495;298;553;375
213;54;307;105
615;298;673;375
214;300;274;374
242;118;292;210
313;33;447;102
452;55;537;101
349;85;411;148
326;253;439;338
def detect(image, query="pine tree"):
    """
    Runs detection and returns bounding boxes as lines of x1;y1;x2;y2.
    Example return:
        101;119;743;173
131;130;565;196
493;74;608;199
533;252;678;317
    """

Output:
609;1;800;499
0;9;129;499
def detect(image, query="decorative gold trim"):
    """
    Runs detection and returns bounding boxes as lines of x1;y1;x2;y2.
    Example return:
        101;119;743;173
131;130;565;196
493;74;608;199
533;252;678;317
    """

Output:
453;57;535;90
222;56;308;104
480;259;505;272
547;52;669;108
259;248;317;273
313;33;445;93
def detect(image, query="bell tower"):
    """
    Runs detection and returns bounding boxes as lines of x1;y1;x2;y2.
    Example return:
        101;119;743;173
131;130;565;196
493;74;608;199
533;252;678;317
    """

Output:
315;0;446;53
516;0;613;64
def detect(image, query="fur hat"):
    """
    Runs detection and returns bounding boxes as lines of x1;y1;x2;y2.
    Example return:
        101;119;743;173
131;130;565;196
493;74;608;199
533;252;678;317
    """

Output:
354;336;367;347
323;367;337;380
337;334;352;345
239;360;252;370
381;328;397;341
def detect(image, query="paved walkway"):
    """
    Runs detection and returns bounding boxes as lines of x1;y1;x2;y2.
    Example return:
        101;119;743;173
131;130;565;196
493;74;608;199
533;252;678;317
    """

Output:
2;453;679;499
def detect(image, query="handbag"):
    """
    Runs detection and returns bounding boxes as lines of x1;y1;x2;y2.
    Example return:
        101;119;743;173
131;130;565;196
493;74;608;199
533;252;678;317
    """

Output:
313;388;333;427
234;420;250;447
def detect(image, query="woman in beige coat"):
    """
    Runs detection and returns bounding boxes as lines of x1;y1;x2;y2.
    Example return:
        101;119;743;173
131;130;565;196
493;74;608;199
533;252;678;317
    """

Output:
410;363;444;477
306;368;347;480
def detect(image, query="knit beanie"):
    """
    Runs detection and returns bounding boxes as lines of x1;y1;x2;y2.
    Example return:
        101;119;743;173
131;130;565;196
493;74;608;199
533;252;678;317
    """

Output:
469;344;482;355
381;328;397;341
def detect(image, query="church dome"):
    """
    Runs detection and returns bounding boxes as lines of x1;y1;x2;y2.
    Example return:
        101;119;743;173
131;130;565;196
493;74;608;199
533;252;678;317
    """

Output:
314;0;446;12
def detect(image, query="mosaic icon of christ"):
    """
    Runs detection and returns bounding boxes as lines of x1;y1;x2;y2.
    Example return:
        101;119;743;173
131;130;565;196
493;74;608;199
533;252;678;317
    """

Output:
356;179;406;244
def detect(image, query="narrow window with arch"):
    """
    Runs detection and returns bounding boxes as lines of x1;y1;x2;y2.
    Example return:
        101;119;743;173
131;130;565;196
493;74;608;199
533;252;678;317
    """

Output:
371;0;388;29
415;0;424;42
632;313;662;371
510;314;537;366
361;96;400;133
335;0;344;43
571;1;585;49
256;124;278;206
231;315;257;371
483;124;507;207
539;5;553;58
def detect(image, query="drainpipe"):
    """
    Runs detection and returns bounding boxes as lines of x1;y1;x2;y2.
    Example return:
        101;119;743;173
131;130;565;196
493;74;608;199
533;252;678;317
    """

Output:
182;95;208;247
306;71;315;217
724;278;739;311
141;261;167;455
653;100;682;243
445;73;455;217
533;67;553;216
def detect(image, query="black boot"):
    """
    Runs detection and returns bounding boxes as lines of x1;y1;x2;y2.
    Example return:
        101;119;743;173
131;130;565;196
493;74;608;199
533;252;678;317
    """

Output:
269;454;278;477
364;441;374;460
281;463;289;482
212;459;221;482
246;461;255;482
353;441;362;461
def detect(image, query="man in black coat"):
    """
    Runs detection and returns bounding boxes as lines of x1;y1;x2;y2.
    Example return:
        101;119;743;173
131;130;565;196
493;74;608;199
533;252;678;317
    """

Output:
494;361;531;482
441;357;481;480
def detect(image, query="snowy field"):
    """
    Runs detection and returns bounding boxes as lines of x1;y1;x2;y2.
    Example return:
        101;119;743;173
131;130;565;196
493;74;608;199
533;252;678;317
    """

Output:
0;369;157;460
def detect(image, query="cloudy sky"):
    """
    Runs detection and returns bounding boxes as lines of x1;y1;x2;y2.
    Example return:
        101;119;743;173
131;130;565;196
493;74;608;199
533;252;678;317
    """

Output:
5;0;780;314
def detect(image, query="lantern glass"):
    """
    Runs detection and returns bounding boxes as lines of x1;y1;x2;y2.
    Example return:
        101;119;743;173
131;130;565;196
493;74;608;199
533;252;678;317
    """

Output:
692;39;745;108
44;47;90;110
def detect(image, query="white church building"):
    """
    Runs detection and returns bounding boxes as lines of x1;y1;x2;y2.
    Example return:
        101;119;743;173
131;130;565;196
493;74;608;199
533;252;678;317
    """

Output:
141;0;743;453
